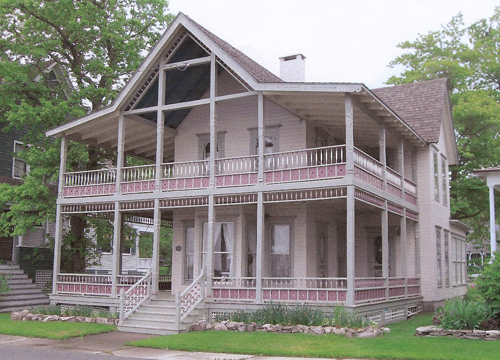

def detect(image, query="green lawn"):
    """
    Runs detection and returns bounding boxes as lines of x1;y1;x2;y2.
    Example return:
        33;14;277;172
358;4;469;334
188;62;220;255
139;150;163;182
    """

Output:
128;314;500;360
0;313;116;340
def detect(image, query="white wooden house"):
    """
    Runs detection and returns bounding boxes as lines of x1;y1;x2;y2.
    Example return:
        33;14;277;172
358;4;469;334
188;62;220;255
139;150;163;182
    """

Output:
45;13;468;334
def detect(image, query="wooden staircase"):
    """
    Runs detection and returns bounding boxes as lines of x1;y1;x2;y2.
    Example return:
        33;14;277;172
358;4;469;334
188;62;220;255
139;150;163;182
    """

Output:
0;264;49;313
117;292;204;335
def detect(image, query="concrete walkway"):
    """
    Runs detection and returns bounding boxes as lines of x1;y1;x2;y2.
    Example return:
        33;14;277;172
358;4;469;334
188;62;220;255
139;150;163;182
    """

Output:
0;332;357;360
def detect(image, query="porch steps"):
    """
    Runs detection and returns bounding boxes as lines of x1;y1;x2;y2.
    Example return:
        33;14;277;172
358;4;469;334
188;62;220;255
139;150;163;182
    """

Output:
118;296;204;335
0;264;49;313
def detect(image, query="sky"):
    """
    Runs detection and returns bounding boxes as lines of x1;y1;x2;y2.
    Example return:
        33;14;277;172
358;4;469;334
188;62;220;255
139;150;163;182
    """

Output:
168;0;499;89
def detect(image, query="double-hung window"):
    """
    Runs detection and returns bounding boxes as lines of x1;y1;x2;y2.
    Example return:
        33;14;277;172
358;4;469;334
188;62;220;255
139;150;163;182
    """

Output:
12;141;29;179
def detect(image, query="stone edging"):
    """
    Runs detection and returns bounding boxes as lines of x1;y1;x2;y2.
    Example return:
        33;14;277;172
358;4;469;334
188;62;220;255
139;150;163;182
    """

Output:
190;320;390;338
11;310;119;325
416;325;500;340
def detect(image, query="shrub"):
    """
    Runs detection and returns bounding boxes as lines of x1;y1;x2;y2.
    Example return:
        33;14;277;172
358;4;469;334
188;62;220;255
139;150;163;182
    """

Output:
476;256;500;313
328;306;372;329
288;304;324;326
436;298;495;330
252;302;288;325
0;274;9;294
31;305;62;315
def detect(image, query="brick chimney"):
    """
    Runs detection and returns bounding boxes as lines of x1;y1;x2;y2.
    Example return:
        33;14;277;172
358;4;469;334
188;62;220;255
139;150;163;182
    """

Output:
279;54;306;82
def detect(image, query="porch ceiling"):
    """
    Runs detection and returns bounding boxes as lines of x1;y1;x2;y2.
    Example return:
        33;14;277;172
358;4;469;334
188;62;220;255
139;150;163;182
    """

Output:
266;91;426;149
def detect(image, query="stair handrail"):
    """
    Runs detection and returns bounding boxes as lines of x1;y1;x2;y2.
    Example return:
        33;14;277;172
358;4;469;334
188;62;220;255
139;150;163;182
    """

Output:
119;270;151;324
175;269;205;327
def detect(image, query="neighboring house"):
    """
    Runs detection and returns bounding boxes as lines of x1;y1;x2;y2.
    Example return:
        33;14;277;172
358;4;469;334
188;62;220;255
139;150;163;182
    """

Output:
45;13;468;331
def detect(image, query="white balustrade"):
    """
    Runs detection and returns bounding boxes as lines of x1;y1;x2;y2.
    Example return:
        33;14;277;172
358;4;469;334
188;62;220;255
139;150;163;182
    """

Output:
353;148;383;177
216;155;258;175
119;270;152;323
386;168;402;186
262;277;347;289
404;178;417;195
212;277;256;288
175;270;205;326
264;145;346;170
122;164;156;182
162;160;208;178
64;169;116;187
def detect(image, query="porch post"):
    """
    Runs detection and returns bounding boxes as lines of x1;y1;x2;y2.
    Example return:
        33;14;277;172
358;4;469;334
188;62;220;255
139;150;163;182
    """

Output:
155;62;165;192
52;135;67;295
111;204;122;297
258;92;264;182
116;113;125;193
398;141;407;277
206;194;215;296
209;52;217;187
489;184;497;255
345;93;355;307
379;124;389;281
152;199;161;296
256;191;264;303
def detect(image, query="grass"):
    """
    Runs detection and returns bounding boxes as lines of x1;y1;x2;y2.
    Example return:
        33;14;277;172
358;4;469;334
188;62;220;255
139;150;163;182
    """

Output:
0;313;116;340
128;314;500;360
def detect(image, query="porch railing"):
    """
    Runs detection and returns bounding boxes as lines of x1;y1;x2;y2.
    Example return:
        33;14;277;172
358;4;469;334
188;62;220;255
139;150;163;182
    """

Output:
163;160;208;178
264;145;346;170
175;269;205;327
64;169;116;187
216;155;258;175
210;276;420;304
119;270;152;323
55;273;144;297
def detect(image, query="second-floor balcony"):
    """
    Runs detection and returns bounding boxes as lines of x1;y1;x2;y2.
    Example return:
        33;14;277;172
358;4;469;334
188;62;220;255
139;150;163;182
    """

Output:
62;145;417;205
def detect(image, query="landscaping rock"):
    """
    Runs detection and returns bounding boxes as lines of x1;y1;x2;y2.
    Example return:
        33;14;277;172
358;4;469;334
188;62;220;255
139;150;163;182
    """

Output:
333;327;346;335
205;322;213;330
11;310;29;321
238;324;246;332
291;325;301;333
246;323;254;332
22;314;33;321
358;331;377;338
214;323;228;331
85;317;96;323
75;316;86;323
312;326;325;335
226;321;238;330
96;317;108;324
381;327;391;334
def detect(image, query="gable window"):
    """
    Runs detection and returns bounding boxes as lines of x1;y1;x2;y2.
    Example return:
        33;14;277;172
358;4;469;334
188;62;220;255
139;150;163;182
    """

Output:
12;141;29;178
433;151;440;202
441;156;448;206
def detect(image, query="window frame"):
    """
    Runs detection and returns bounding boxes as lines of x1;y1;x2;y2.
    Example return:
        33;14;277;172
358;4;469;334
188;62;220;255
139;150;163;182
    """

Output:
268;218;294;278
433;151;440;202
184;223;195;284
436;227;442;287
12;140;29;179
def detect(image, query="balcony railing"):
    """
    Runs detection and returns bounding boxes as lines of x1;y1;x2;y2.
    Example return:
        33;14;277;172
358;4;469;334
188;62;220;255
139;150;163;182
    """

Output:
61;145;417;203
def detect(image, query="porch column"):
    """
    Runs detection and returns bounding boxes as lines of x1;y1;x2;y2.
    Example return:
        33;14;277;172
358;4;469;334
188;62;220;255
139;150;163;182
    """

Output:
155;62;166;192
52;135;67;295
111;204;122;297
346;185;356;306
206;194;215;296
345;93;355;306
256;191;264;303
258;92;264;182
379;124;389;280
398;141;407;277
152;199;161;296
489;184;497;255
116;113;125;193
345;94;354;176
209;52;217;187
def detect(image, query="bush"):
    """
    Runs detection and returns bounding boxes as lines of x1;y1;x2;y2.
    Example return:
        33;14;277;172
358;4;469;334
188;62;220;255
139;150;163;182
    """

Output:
435;298;495;330
0;274;9;294
476;256;500;313
29;305;118;319
328;306;372;329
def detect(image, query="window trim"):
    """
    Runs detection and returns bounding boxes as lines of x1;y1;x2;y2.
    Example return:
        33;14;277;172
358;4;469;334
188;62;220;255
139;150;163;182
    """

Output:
433;151;440;202
12;140;29;179
267;217;294;278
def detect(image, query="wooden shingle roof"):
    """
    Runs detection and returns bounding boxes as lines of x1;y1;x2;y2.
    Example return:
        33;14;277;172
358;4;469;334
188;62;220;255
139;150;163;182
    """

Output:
372;78;449;143
185;15;284;84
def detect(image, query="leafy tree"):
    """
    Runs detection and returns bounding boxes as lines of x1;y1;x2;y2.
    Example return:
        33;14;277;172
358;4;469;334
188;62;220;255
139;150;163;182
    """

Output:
476;256;500;313
0;274;9;294
387;9;500;244
0;0;173;272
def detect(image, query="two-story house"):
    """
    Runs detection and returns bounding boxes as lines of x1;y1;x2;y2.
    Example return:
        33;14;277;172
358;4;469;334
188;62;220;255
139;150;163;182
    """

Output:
45;13;468;334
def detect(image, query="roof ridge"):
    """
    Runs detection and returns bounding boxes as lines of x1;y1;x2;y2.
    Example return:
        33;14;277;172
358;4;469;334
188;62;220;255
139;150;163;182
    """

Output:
373;78;448;91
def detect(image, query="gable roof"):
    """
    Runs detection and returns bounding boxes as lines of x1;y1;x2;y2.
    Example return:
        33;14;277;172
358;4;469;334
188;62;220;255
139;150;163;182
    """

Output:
372;79;449;144
185;15;283;84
